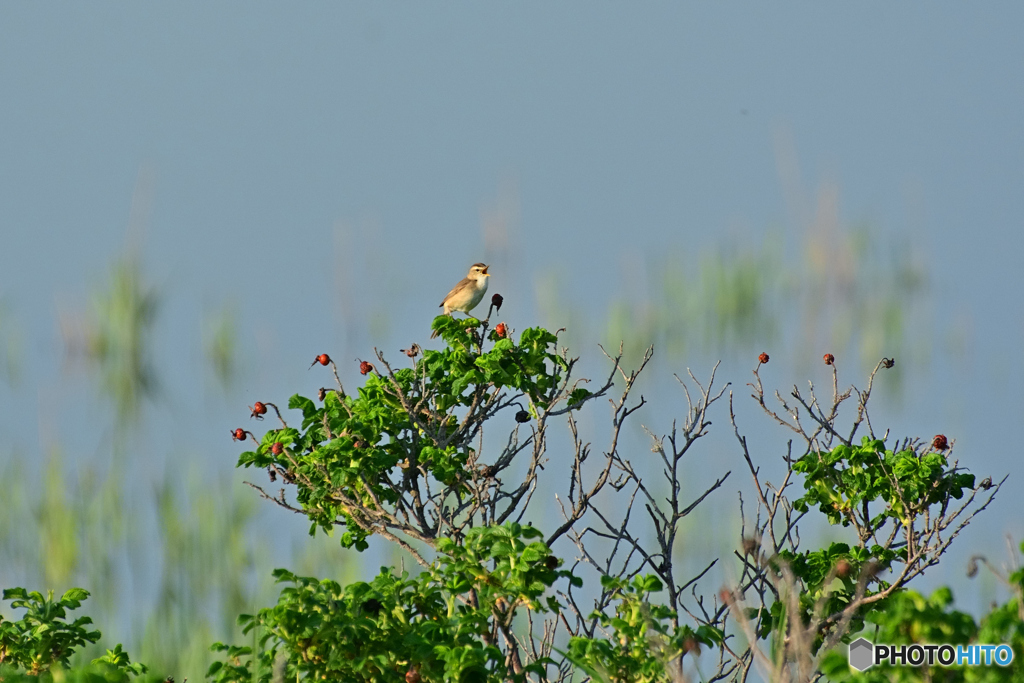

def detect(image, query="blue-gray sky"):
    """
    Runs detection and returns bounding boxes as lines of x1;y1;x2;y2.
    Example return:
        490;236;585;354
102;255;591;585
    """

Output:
4;4;1021;301
1;1;1022;623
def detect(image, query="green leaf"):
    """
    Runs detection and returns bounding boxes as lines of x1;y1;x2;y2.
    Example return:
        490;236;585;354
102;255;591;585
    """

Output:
60;588;90;603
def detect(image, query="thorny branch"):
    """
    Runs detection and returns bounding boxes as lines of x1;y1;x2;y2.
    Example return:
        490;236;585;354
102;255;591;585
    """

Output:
720;357;1003;683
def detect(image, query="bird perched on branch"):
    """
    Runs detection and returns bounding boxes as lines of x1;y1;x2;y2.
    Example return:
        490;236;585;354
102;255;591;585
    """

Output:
431;263;490;338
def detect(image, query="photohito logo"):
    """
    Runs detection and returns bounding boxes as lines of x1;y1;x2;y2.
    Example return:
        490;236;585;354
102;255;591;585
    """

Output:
849;638;1015;671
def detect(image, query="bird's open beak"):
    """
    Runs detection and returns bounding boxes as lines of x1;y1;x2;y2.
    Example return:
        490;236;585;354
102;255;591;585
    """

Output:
482;265;490;275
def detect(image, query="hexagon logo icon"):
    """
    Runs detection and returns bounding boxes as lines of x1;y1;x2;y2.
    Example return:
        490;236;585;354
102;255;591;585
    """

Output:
849;638;875;671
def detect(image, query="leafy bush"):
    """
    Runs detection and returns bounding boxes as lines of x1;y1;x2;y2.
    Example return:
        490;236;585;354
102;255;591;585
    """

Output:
819;539;1024;683
0;587;149;682
13;310;1008;682
208;523;573;683
209;311;1009;682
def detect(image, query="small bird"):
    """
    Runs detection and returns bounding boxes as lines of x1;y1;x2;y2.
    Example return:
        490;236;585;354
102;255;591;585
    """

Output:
432;263;490;337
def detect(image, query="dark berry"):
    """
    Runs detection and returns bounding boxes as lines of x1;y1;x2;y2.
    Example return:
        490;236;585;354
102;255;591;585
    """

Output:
932;434;948;451
515;410;530;424
359;360;373;375
232;428;246;441
491;293;503;311
823;353;835;365
758;352;769;365
250;402;267;419
882;357;895;369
